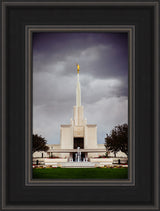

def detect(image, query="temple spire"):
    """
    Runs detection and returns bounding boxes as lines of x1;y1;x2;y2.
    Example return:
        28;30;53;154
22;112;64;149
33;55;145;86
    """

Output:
76;64;81;107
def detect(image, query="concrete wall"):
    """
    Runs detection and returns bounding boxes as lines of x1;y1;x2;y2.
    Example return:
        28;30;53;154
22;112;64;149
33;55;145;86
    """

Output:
108;150;127;158
85;125;97;149
88;153;99;158
60;125;73;149
33;151;48;158
90;157;128;166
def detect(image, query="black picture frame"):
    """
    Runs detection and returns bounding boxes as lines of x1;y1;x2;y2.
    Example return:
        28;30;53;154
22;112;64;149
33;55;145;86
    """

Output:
26;25;134;186
1;1;159;210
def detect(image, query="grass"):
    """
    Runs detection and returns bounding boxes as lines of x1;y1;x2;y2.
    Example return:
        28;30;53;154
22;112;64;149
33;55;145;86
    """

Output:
33;167;128;179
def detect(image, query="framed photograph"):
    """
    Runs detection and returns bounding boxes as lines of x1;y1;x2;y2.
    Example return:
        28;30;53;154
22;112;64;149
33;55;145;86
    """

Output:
1;0;159;210
30;27;132;183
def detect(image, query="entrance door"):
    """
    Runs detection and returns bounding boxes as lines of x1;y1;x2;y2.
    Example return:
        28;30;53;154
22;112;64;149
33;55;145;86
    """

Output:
74;137;84;149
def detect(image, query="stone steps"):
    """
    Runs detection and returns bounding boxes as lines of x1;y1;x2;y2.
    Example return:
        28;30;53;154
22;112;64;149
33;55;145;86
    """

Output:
61;162;96;168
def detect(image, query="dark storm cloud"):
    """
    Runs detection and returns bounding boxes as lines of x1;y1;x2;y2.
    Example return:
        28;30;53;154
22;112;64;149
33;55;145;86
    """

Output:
33;32;128;79
33;32;128;144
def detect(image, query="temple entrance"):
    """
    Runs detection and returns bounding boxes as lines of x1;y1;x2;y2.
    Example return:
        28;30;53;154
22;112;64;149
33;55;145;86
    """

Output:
74;137;84;149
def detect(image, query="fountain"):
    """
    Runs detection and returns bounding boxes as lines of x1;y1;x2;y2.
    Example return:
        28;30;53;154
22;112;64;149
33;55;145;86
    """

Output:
77;147;81;162
62;147;96;167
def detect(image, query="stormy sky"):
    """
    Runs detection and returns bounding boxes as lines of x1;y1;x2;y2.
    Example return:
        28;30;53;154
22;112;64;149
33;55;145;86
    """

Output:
33;32;128;144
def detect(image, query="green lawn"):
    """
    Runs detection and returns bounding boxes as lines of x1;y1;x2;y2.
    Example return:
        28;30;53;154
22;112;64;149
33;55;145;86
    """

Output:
33;167;128;179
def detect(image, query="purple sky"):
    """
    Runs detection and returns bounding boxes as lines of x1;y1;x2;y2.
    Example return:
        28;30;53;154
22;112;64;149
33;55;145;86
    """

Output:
33;32;128;144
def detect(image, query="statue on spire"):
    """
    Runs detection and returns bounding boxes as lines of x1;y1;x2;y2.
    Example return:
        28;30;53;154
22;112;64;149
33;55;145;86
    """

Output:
76;64;80;74
76;64;81;107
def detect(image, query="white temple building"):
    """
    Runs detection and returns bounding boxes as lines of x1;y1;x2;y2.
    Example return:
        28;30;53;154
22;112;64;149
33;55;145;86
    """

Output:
33;65;127;162
56;64;106;160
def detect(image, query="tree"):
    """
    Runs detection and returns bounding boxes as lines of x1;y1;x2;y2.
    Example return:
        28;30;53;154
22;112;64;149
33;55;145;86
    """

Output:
32;134;49;154
104;124;128;157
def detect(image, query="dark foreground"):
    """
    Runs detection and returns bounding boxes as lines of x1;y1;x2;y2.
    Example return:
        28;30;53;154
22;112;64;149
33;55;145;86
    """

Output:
33;167;128;179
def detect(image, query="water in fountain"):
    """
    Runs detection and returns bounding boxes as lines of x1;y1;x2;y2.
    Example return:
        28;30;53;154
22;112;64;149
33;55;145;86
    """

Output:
77;147;81;162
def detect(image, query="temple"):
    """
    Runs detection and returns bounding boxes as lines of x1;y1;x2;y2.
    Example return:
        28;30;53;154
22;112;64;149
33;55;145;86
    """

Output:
33;65;127;166
48;64;105;161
